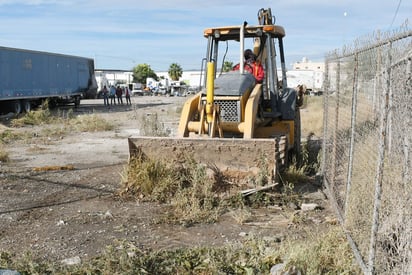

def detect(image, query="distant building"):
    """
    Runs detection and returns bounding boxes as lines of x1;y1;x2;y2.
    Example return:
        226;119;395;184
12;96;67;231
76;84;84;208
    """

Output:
288;57;325;92
292;57;324;72
95;69;133;91
95;58;325;95
157;71;203;88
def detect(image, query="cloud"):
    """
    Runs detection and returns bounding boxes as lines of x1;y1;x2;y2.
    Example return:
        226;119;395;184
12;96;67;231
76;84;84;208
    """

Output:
0;0;71;6
0;0;410;70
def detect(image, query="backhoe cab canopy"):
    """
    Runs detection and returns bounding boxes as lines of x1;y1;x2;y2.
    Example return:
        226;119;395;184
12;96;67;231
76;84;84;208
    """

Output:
202;23;289;98
203;24;285;40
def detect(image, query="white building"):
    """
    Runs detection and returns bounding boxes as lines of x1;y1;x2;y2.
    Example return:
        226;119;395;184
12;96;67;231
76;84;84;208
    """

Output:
95;70;133;91
286;70;324;91
288;57;325;92
292;57;324;72
156;71;203;88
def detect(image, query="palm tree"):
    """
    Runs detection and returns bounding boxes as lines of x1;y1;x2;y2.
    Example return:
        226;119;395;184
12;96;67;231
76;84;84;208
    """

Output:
168;63;183;81
223;61;234;72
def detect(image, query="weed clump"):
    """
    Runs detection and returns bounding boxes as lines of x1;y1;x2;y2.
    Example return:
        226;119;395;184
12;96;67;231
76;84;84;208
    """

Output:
11;103;53;127
0;144;8;162
0;129;21;143
70;114;113;132
120;149;318;225
120;156;180;203
0;228;360;274
10;102;113;134
120;156;222;225
279;227;361;274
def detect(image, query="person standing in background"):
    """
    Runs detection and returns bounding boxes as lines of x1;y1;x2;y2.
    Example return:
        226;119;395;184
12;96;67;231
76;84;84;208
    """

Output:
110;85;116;105
102;85;109;106
116;86;123;105
125;86;131;105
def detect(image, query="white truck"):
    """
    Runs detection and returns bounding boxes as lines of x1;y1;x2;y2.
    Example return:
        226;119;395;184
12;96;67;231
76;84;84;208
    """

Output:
146;77;171;95
130;83;147;96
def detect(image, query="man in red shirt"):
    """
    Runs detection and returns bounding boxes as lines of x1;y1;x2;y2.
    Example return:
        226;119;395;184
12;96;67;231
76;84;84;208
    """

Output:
233;49;264;83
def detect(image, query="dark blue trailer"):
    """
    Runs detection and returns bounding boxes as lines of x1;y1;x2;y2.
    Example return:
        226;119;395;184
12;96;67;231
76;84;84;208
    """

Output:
0;46;97;114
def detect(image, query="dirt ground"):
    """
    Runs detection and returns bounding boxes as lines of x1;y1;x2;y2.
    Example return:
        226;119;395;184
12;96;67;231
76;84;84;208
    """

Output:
0;96;332;264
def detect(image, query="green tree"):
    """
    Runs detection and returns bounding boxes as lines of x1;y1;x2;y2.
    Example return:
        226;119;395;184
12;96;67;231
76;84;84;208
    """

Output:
132;63;158;84
222;61;234;72
168;63;183;81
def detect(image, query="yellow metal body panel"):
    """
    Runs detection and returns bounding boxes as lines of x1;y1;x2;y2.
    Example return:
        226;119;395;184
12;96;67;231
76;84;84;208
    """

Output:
178;92;201;137
187;121;244;134
206;62;215;123
203;25;285;39
254;120;295;149
243;84;262;138
178;83;297;144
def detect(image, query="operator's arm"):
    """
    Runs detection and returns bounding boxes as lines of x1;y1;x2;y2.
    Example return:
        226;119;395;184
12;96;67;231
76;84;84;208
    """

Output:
254;63;265;83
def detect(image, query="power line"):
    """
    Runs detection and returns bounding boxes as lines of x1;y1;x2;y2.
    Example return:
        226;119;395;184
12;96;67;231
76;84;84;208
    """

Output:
389;0;402;29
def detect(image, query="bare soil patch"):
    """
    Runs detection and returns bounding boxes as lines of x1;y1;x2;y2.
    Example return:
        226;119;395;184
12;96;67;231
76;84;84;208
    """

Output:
0;96;332;264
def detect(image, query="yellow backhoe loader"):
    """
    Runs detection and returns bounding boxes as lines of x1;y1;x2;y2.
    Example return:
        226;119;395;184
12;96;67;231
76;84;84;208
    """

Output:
129;8;302;181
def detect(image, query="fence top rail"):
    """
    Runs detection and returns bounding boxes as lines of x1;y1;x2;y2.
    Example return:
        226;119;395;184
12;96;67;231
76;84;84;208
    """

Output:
326;29;412;61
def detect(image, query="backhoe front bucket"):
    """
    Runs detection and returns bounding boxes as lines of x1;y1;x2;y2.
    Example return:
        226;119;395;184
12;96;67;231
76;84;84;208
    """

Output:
128;136;287;182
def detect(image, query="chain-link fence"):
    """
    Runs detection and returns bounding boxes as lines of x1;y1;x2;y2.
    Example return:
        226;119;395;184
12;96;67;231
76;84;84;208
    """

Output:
322;26;411;275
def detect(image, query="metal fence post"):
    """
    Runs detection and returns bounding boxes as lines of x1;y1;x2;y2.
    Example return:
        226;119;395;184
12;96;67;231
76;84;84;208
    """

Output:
331;59;341;192
321;58;330;177
367;41;392;275
344;53;359;219
403;57;411;185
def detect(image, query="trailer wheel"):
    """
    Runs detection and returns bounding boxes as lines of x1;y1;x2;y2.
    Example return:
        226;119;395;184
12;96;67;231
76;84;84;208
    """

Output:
74;96;81;107
23;100;31;113
12;100;22;114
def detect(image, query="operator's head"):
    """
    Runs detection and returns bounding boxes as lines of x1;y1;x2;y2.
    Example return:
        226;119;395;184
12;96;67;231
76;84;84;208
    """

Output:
244;49;255;61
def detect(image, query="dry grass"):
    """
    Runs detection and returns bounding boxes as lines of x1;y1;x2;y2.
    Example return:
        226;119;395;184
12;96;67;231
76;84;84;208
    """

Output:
0;105;113;166
119;153;293;226
0;129;24;143
0;227;360;274
0;144;8;162
0;129;20;162
119;156;223;225
10;103;113;136
10;102;54;127
228;208;253;224
280;227;361;274
70;114;113;132
301;96;324;137
0;94;363;274
119;156;180;203
120;148;321;227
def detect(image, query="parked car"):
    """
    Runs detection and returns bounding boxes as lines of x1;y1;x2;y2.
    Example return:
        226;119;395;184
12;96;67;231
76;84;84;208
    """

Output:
131;88;144;96
131;84;143;96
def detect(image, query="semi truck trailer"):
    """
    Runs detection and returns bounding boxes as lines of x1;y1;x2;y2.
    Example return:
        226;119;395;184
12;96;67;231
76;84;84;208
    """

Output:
0;46;97;114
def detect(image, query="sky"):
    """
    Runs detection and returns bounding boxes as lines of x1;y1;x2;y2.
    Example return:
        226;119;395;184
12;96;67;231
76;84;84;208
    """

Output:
0;0;410;71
